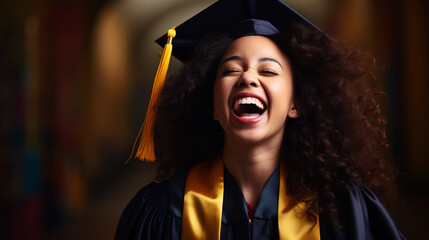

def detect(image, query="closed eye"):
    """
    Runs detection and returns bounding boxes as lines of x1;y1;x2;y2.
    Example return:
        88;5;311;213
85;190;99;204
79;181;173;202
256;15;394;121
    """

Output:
222;69;241;75
259;69;278;75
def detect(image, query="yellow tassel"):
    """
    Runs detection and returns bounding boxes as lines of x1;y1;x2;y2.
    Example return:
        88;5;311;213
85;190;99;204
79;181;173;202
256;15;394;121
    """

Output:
127;27;176;163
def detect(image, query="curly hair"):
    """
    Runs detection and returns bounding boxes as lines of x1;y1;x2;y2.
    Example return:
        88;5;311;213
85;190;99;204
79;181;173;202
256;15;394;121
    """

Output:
153;23;395;230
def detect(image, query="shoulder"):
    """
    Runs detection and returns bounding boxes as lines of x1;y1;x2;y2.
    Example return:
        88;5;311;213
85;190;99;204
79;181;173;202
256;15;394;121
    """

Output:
114;170;188;239
332;180;406;239
114;182;169;239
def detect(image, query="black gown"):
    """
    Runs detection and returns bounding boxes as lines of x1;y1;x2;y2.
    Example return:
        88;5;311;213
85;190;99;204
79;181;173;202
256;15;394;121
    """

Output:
115;167;405;239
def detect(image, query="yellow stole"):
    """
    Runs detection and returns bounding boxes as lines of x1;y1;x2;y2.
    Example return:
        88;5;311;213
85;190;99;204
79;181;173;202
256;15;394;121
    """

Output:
182;158;320;240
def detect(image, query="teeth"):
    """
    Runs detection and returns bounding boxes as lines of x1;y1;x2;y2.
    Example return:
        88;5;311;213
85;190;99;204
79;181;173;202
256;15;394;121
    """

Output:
234;97;265;110
241;115;259;119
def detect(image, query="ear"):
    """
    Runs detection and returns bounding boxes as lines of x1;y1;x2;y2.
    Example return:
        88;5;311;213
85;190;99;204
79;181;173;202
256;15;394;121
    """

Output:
287;104;299;119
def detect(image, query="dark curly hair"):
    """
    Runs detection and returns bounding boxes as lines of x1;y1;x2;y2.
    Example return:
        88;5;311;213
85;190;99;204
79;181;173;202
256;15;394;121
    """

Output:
153;23;396;230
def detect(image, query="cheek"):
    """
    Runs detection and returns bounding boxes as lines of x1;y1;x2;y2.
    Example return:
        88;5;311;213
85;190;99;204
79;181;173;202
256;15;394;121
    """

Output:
275;75;293;94
267;78;294;111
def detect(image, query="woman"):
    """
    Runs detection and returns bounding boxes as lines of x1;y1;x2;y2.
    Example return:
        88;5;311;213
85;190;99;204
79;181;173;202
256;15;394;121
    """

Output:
116;0;405;239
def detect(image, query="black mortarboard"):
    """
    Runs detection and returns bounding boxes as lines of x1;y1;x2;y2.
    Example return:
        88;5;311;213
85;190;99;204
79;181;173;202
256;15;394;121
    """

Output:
155;0;322;62
132;0;322;162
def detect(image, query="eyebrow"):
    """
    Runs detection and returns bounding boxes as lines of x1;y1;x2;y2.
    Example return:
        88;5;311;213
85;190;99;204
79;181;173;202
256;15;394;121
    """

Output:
259;58;283;69
220;56;242;66
220;56;283;69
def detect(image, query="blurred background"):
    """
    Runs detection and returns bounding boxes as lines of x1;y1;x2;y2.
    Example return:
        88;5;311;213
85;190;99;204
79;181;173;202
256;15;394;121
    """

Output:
1;0;428;239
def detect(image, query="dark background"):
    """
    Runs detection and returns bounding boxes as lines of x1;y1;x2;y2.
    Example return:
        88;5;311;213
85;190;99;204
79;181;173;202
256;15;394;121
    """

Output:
1;0;428;239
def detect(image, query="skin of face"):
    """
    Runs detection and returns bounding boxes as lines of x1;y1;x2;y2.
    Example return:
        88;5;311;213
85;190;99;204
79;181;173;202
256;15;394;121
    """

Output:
213;35;298;148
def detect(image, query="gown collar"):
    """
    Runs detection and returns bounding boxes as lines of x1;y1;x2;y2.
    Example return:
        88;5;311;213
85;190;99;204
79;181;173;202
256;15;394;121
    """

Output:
222;166;279;224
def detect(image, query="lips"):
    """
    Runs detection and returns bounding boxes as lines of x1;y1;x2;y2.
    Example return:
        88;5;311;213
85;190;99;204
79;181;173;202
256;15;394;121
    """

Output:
231;92;267;123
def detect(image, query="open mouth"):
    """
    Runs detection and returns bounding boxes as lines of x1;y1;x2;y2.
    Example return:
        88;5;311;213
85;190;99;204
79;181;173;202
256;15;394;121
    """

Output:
232;96;267;119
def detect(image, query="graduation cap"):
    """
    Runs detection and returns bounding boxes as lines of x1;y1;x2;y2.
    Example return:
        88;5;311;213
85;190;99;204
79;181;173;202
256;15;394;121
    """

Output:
131;0;321;162
156;0;322;63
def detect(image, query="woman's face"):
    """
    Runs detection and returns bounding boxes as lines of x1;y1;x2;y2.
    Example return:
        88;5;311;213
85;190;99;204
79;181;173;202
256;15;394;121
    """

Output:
213;35;298;146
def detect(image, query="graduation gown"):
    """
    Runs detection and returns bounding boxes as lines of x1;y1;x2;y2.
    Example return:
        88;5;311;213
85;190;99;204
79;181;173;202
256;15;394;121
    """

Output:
115;167;405;239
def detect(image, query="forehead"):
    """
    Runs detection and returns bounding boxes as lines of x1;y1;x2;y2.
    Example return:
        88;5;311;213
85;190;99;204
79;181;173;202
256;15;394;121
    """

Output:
221;35;288;63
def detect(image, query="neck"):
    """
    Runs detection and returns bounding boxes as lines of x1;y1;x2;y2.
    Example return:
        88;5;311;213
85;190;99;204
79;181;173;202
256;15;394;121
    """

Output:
222;136;282;207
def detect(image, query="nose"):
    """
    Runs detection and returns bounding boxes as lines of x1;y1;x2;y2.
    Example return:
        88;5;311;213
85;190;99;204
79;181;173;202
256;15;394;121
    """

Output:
236;68;260;88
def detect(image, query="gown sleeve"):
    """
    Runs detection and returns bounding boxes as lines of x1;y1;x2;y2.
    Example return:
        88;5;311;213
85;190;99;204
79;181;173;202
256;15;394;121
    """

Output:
360;185;406;239
114;181;179;240
321;181;406;240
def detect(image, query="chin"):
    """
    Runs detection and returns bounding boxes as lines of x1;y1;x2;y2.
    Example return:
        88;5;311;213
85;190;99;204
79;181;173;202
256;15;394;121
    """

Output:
226;125;286;147
229;130;271;145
